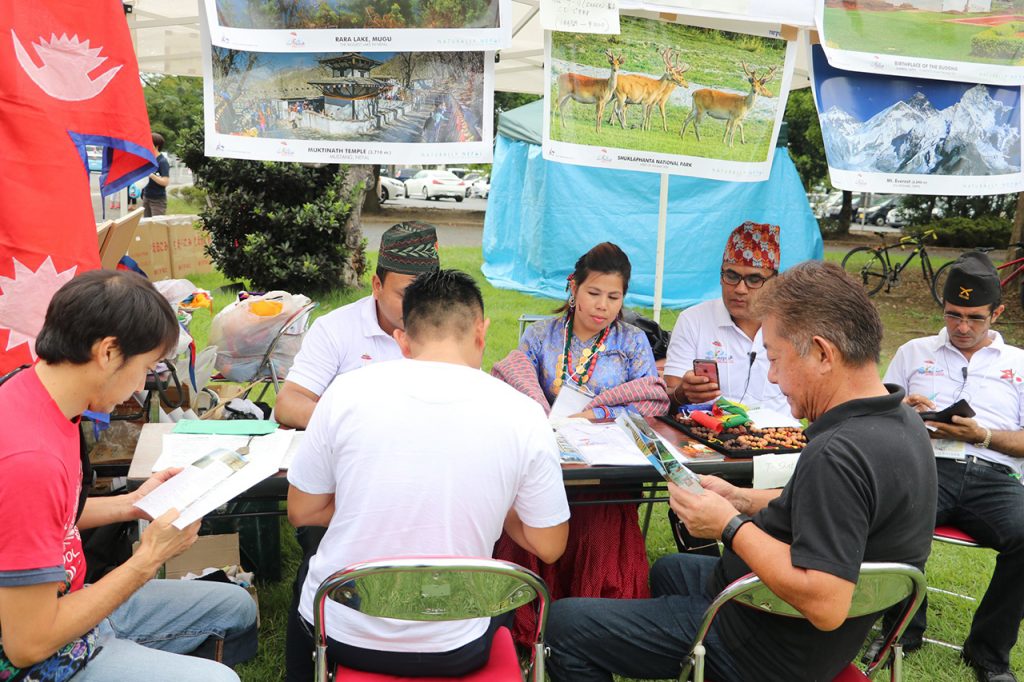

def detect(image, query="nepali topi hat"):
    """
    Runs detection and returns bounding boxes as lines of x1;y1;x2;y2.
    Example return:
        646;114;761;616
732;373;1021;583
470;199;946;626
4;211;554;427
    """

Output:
943;251;1000;307
722;221;780;271
378;221;440;275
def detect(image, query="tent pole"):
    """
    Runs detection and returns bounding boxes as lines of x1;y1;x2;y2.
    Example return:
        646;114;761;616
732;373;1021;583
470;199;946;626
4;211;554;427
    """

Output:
653;173;668;325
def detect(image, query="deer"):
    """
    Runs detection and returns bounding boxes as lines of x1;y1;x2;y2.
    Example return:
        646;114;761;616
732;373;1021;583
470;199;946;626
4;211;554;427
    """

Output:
556;49;625;132
679;62;778;147
608;48;690;132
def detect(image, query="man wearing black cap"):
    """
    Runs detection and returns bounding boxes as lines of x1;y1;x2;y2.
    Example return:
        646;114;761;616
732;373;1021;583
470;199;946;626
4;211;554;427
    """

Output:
877;251;1024;682
275;221;440;429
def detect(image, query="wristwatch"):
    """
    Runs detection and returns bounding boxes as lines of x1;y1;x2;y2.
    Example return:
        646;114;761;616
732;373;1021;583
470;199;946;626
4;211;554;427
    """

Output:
721;513;753;552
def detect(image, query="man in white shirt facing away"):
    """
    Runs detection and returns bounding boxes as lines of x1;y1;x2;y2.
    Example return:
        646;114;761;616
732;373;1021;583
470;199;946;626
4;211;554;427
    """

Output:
663;221;789;415
875;251;1024;682
285;269;570;680
274;221;440;429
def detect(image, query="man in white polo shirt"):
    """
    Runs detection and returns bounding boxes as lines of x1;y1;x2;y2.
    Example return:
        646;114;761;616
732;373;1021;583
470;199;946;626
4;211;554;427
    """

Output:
877;252;1024;682
275;221;440;429
285;270;569;679
663;221;789;415
279;221;439;678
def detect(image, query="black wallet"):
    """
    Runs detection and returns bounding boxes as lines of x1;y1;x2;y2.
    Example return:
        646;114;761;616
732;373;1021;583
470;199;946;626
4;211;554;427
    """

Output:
918;399;976;424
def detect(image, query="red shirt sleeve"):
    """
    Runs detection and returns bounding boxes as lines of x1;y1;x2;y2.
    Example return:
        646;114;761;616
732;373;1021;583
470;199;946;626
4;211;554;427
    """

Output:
0;450;78;578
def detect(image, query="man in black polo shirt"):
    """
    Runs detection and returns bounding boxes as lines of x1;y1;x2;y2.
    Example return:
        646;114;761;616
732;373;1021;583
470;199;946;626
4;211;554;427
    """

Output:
546;261;937;682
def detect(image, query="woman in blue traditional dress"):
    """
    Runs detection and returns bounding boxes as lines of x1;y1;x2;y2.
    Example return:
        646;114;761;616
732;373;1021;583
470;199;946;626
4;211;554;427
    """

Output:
492;242;669;645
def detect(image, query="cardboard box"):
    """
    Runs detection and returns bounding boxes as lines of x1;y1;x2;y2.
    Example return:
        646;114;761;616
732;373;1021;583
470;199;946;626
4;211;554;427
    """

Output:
127;222;172;281
165;533;241;580
167;222;214;278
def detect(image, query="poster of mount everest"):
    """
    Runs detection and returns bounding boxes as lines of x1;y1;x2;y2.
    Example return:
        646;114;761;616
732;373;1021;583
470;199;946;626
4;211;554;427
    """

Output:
809;44;1024;195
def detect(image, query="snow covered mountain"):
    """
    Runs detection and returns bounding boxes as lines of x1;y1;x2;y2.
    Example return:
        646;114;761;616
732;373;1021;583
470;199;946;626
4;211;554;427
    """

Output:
820;85;1021;176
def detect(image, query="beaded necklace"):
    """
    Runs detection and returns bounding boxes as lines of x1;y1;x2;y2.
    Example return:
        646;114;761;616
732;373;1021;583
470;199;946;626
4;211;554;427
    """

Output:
553;310;611;392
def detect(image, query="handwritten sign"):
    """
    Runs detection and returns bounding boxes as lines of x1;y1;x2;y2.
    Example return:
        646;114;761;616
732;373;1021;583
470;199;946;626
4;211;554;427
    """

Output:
540;0;620;35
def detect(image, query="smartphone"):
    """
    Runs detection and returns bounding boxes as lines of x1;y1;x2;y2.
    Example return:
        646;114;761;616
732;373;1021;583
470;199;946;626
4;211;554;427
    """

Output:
692;359;719;385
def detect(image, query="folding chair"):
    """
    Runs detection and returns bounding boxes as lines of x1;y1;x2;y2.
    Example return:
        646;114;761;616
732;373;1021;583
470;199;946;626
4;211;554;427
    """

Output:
922;525;982;651
680;562;927;682
313;557;549;682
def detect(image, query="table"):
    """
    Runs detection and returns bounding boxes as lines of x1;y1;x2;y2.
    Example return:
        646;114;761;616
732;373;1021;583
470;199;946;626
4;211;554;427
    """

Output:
128;419;753;519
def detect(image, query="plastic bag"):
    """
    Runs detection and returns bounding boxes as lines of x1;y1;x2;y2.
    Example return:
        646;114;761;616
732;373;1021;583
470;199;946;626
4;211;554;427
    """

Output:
208;291;312;382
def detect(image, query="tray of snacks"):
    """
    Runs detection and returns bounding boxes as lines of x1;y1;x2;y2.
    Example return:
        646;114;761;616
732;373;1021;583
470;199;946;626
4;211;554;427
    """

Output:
657;414;806;456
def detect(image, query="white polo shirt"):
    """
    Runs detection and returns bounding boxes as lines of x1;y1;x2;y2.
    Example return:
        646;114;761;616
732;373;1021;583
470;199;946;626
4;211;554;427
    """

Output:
664;298;790;415
884;328;1024;476
286;295;403;396
289;359;570;652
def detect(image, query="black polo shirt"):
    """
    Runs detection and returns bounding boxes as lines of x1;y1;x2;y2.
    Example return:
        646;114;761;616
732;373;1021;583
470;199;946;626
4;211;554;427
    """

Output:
710;385;937;681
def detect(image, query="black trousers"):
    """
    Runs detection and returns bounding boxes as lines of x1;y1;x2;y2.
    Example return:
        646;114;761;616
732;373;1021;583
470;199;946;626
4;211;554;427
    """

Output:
884;459;1024;672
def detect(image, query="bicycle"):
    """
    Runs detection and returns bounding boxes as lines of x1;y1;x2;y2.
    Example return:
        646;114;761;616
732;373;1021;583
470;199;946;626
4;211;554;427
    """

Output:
931;242;1024;308
841;230;940;302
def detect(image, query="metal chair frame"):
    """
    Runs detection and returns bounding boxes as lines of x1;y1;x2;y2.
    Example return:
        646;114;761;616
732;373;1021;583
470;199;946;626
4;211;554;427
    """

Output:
923;525;983;651
313;556;550;682
680;562;927;682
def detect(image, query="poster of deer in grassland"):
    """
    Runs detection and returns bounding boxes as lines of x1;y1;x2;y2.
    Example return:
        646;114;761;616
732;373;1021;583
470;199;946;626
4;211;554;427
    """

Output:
542;14;796;181
809;44;1024;195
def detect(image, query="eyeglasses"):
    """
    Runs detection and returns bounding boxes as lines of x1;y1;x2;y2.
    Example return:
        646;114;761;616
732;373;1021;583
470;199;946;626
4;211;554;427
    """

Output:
721;270;775;289
943;312;991;328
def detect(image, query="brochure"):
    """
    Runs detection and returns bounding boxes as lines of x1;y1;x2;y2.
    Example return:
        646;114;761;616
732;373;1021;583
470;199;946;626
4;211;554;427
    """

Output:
616;413;704;495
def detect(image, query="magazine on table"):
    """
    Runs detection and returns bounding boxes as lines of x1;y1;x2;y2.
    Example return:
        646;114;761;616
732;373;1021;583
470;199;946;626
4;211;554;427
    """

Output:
616;413;704;495
554;420;650;466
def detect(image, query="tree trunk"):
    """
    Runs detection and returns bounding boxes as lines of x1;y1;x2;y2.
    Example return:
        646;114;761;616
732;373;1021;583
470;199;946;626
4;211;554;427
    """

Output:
362;165;382;214
1010;192;1024;261
338;164;375;289
835;190;853;237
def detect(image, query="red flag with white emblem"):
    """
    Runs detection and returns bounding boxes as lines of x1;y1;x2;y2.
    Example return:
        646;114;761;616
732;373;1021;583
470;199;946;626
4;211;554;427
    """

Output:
0;0;156;373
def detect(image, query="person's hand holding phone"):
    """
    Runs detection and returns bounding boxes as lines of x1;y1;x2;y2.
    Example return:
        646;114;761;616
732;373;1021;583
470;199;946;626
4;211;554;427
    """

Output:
676;360;721;404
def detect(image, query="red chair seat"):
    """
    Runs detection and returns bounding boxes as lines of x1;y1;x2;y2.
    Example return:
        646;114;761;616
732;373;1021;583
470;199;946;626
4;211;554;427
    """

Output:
934;525;981;546
832;663;868;681
334;627;522;681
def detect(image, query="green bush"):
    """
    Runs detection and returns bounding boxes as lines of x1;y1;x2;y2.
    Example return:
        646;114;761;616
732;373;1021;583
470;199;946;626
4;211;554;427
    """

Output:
970;22;1024;60
927;216;1013;248
178;126;367;294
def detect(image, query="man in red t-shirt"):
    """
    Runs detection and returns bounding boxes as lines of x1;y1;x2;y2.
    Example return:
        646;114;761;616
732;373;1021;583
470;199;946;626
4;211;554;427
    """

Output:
0;270;256;682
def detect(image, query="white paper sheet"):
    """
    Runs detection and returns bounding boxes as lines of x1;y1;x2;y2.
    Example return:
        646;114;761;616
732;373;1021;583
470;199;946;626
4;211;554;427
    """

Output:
744;407;802;429
555;421;650;466
155;430;295;471
541;0;620;34
549;383;594;421
753;452;800;489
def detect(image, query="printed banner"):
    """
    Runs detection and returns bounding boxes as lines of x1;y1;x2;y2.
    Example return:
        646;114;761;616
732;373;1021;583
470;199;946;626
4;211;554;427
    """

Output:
543;13;796;181
809;44;1024;195
204;0;511;52
202;12;494;165
817;0;1024;86
625;0;813;26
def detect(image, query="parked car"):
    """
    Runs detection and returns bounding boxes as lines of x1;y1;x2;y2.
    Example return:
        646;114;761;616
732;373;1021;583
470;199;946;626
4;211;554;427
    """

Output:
826;195;862;219
461;172;483;197
378;175;405;202
393;167;420;182
447;167;471;179
857;197;900;226
404;170;466;202
469;175;490;199
86;145;102;172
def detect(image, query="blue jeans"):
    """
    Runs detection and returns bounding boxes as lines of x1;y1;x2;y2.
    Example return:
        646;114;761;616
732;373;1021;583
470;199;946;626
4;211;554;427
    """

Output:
546;554;739;682
74;579;257;682
893;459;1024;671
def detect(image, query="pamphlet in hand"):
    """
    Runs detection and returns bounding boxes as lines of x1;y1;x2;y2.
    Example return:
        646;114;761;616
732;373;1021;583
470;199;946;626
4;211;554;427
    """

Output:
616;412;704;495
136;437;286;529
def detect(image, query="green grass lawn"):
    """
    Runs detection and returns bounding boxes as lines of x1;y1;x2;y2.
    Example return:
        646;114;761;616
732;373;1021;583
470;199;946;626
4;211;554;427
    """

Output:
182;246;1022;681
822;8;1024;65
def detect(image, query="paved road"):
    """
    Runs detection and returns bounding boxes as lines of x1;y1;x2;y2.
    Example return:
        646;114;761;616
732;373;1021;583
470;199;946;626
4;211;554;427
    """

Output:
381;195;488;212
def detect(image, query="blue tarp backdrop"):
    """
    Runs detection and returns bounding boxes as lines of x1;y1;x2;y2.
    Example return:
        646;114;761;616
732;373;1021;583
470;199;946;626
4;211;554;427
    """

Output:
481;101;824;309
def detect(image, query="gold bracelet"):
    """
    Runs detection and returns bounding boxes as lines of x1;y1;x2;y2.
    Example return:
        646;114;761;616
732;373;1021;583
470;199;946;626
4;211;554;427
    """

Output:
974;427;992;450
